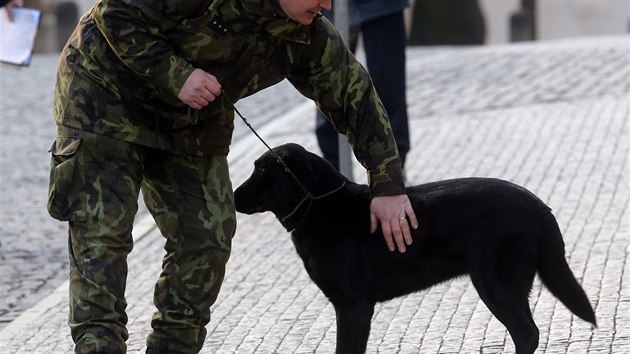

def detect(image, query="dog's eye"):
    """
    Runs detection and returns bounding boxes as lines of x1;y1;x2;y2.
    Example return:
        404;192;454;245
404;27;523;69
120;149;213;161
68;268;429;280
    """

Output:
257;166;265;173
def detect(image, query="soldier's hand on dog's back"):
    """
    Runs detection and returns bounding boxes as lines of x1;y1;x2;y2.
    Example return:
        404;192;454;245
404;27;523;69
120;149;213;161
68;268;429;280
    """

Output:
177;68;222;110
370;194;418;253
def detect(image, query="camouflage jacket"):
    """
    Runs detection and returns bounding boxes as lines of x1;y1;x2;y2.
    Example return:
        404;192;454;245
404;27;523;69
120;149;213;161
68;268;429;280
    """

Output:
54;0;404;196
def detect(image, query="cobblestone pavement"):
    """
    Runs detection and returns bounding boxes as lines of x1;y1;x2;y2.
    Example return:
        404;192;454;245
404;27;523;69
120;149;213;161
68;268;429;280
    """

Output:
1;36;629;353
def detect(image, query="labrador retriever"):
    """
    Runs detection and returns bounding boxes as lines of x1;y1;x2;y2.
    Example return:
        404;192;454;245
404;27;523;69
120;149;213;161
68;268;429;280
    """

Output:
234;143;596;354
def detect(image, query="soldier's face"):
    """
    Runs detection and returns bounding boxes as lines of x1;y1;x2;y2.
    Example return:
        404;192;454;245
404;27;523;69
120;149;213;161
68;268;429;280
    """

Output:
279;0;332;25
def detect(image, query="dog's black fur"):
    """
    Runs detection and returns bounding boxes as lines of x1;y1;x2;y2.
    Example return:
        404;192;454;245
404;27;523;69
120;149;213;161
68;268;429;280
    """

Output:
234;143;596;354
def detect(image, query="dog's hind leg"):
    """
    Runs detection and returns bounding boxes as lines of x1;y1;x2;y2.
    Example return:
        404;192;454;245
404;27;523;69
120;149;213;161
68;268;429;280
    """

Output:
333;300;375;354
470;247;539;353
482;298;539;354
469;231;542;353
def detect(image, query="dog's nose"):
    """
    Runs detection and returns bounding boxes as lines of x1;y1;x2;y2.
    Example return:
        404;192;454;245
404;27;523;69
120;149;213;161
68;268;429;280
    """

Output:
234;188;244;206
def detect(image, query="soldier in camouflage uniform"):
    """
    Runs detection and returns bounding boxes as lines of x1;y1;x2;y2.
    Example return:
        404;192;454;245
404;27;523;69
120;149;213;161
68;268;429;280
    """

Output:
48;0;418;353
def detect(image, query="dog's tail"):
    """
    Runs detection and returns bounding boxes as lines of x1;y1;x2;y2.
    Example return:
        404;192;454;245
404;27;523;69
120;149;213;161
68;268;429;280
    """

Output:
536;212;596;326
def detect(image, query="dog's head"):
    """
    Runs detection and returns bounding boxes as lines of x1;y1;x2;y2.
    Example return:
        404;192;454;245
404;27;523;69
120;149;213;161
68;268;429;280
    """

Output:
234;143;345;219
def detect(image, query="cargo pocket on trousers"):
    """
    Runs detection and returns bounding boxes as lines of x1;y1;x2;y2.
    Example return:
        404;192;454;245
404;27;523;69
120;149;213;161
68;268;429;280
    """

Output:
47;136;86;221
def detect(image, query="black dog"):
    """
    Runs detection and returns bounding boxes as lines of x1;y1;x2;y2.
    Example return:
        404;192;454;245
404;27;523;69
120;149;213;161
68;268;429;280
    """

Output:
234;143;596;354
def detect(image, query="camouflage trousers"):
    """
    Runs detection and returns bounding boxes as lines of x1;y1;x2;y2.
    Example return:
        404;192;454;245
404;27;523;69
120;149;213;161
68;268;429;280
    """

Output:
48;127;236;354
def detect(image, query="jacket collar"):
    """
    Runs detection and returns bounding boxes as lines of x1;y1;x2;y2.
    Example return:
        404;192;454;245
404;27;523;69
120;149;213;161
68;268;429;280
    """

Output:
241;0;314;44
241;0;286;18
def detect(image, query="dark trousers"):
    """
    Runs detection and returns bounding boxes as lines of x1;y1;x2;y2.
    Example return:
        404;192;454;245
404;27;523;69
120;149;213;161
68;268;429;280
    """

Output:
316;10;410;169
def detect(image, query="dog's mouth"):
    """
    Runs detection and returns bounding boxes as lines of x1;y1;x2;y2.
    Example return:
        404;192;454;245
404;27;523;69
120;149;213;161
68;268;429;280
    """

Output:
234;203;264;215
234;199;253;214
234;187;265;215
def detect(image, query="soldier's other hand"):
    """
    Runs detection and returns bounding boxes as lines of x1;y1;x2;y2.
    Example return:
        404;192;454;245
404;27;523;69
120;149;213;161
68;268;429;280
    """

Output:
177;69;222;110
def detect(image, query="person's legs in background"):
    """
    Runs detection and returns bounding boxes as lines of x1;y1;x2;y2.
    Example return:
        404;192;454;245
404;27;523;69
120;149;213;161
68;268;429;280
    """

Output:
361;10;410;167
316;11;410;170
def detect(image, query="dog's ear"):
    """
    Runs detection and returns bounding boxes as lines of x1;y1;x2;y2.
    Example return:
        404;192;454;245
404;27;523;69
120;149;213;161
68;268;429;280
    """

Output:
273;143;346;192
281;146;316;183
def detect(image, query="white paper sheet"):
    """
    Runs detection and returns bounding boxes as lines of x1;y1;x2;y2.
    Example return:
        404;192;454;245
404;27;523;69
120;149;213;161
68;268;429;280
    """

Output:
0;7;41;66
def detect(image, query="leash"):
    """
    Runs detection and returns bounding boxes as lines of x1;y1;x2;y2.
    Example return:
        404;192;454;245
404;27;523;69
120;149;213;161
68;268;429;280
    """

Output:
223;92;312;197
222;92;346;230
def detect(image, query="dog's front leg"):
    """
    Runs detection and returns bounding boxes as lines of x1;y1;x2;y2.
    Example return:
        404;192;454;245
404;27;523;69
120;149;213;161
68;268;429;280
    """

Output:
333;300;375;354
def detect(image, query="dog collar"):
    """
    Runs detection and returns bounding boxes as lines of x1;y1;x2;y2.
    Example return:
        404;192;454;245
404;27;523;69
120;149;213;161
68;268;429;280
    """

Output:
280;181;346;232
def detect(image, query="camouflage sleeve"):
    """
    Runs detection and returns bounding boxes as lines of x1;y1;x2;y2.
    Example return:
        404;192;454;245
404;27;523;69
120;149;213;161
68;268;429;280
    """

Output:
92;0;206;98
287;16;405;197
